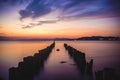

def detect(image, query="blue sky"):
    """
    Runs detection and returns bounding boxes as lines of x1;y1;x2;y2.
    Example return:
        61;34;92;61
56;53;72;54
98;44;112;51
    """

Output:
0;0;120;38
1;0;120;20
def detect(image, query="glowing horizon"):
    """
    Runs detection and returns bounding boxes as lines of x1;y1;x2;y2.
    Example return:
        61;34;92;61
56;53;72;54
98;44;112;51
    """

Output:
0;0;120;38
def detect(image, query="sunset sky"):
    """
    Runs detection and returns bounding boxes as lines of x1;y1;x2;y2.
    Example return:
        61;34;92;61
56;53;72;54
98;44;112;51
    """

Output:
0;0;120;38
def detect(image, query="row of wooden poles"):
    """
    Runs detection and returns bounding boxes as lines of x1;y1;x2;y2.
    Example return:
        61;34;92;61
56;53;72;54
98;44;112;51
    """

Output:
9;42;55;80
9;42;118;80
64;43;93;80
64;43;118;80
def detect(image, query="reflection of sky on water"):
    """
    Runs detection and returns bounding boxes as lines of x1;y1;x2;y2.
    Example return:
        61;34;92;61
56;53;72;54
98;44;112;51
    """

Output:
0;41;120;80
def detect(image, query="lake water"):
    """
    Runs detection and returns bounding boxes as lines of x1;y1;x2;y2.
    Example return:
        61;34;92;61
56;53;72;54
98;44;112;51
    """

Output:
0;41;120;80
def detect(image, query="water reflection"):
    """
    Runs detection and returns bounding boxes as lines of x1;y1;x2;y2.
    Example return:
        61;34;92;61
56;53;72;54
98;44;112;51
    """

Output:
95;68;120;80
65;41;120;71
0;41;120;80
0;76;3;80
34;42;81;80
64;43;93;80
9;42;55;80
0;41;52;80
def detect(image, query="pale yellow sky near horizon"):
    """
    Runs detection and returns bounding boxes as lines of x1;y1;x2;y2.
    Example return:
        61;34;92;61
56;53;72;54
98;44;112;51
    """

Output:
0;9;120;38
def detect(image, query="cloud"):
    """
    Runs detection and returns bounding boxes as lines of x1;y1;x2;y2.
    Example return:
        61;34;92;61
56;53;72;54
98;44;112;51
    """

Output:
0;24;3;28
38;20;58;24
18;0;120;29
1;0;119;28
22;25;33;29
0;33;5;35
0;32;6;36
19;0;120;20
0;0;30;5
0;0;31;13
22;19;58;29
0;0;119;19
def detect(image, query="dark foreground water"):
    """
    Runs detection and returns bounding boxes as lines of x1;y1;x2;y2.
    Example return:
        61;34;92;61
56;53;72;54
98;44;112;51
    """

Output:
0;41;120;80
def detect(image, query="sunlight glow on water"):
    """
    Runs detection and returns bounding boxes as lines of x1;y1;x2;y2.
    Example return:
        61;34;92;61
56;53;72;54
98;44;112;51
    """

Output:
0;41;120;80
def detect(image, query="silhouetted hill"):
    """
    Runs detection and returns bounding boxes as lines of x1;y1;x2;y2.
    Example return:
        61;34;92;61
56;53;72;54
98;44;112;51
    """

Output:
76;36;120;41
0;36;53;41
0;36;120;41
0;36;13;41
0;36;74;41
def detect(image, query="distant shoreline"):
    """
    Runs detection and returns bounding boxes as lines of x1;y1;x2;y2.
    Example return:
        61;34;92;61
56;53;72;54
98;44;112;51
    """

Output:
0;36;120;41
0;40;120;41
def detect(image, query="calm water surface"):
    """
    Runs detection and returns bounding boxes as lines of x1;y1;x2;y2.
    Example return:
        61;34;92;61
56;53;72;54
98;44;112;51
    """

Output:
0;41;120;80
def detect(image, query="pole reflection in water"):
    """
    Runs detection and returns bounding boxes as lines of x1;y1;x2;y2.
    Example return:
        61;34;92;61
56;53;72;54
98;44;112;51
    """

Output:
9;42;55;80
1;41;119;80
34;42;81;80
